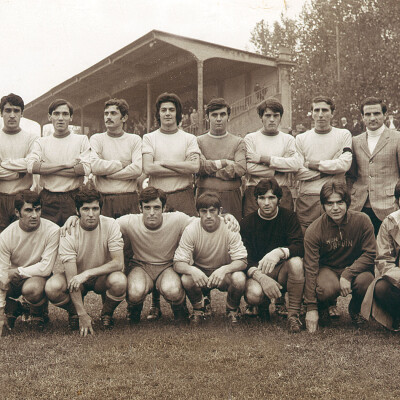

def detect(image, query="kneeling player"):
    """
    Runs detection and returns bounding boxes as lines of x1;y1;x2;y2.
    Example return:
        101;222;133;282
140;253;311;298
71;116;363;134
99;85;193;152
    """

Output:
240;178;305;333
45;184;126;336
0;190;59;334
174;192;247;325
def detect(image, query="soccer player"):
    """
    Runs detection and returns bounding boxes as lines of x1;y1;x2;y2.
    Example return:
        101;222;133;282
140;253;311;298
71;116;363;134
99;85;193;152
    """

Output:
240;178;304;332
27;99;91;226
0;190;59;335
361;180;400;331
142;92;200;216
90;98;142;218
295;96;352;233
174;192;247;325
45;184;126;336
244;98;301;217
142;92;200;319
304;181;375;332
0;94;38;232
196;98;246;221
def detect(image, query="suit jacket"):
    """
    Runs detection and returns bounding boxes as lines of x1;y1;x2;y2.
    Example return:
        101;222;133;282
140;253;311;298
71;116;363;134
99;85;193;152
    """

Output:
351;122;363;137
347;127;400;221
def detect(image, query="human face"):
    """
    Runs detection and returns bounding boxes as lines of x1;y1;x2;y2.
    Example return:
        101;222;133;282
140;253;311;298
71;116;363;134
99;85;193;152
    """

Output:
261;107;281;135
104;105;127;134
159;102;177;131
1;102;22;133
362;104;385;131
199;206;221;232
140;198;164;230
312;101;333;132
48;104;72;135
323;192;347;224
257;189;279;219
17;202;41;232
208;107;229;136
78;200;101;231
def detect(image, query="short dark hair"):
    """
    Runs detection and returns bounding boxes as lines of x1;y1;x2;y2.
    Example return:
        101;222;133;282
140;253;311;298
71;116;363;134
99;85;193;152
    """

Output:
75;183;102;212
196;192;221;211
0;93;24;113
394;180;400;201
254;178;283;200
104;98;129;117
320;181;351;209
14;190;41;213
206;98;231;117
311;96;335;113
257;98;284;118
139;186;167;208
155;93;182;126
360;97;387;116
48;99;74;116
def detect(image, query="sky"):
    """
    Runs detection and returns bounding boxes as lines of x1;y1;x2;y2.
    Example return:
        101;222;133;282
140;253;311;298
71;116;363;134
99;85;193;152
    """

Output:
0;0;306;104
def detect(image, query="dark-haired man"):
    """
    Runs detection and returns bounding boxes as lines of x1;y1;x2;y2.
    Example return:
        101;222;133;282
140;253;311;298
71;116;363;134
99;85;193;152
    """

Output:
45;185;126;336
240;178;304;332
362;180;400;330
142;93;200;319
0;94;38;232
347;97;400;236
295;96;352;233
142;93;200;216
90;98;142;218
304;181;375;332
27;99;91;226
244;98;301;217
0;190;59;335
174;192;247;325
196;98;246;221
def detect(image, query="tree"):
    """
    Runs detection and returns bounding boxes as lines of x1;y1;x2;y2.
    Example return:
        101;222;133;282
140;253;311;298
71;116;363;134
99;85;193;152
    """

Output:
250;0;400;128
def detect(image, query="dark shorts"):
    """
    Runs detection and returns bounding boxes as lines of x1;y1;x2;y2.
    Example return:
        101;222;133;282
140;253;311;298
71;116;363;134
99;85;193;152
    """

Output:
295;194;323;233
196;187;242;221
0;193;17;232
100;192;140;219
165;186;197;216
41;188;78;227
243;185;294;218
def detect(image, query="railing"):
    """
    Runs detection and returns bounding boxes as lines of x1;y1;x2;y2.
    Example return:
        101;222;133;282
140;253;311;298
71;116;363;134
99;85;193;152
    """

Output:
183;83;279;136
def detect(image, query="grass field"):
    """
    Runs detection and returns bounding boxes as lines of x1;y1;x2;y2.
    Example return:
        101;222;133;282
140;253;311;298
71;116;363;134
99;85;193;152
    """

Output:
2;291;400;400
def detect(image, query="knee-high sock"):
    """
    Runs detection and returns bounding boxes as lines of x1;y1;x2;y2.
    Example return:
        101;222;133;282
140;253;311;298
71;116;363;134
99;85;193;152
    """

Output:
287;276;305;318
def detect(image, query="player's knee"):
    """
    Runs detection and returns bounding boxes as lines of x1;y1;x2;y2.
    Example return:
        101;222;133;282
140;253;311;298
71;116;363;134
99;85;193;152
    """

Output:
181;274;196;290
316;282;338;302
245;279;264;305
374;279;390;302
22;282;45;303
352;272;374;296
108;272;127;297
230;271;246;291
288;257;304;278
160;280;184;303
45;276;66;301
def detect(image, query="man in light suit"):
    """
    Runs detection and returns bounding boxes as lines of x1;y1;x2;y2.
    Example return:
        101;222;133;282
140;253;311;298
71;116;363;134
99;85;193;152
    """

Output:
347;97;400;236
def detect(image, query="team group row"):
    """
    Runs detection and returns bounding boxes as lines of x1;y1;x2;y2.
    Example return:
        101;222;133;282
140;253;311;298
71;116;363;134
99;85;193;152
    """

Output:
0;92;399;335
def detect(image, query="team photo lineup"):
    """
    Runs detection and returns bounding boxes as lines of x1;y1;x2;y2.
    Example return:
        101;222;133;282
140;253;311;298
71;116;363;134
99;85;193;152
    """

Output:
2;90;400;338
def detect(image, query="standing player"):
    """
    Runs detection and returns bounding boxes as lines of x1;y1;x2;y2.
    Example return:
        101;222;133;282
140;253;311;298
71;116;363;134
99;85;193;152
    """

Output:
174;192;247;325
142;93;200;319
0;94;38;232
304;182;375;332
27;99;91;226
0;190;59;335
196;98;246;221
295;96;352;233
90;98;142;218
45;185;126;335
240;178;304;332
244;98;301;216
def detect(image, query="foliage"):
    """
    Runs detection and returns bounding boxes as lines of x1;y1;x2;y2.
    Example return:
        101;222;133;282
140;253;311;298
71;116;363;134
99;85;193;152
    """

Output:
250;0;400;127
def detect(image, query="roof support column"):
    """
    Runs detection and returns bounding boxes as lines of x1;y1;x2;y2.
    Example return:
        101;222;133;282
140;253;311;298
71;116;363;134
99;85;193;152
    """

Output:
277;47;293;133
146;83;152;133
80;107;85;136
196;59;204;135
